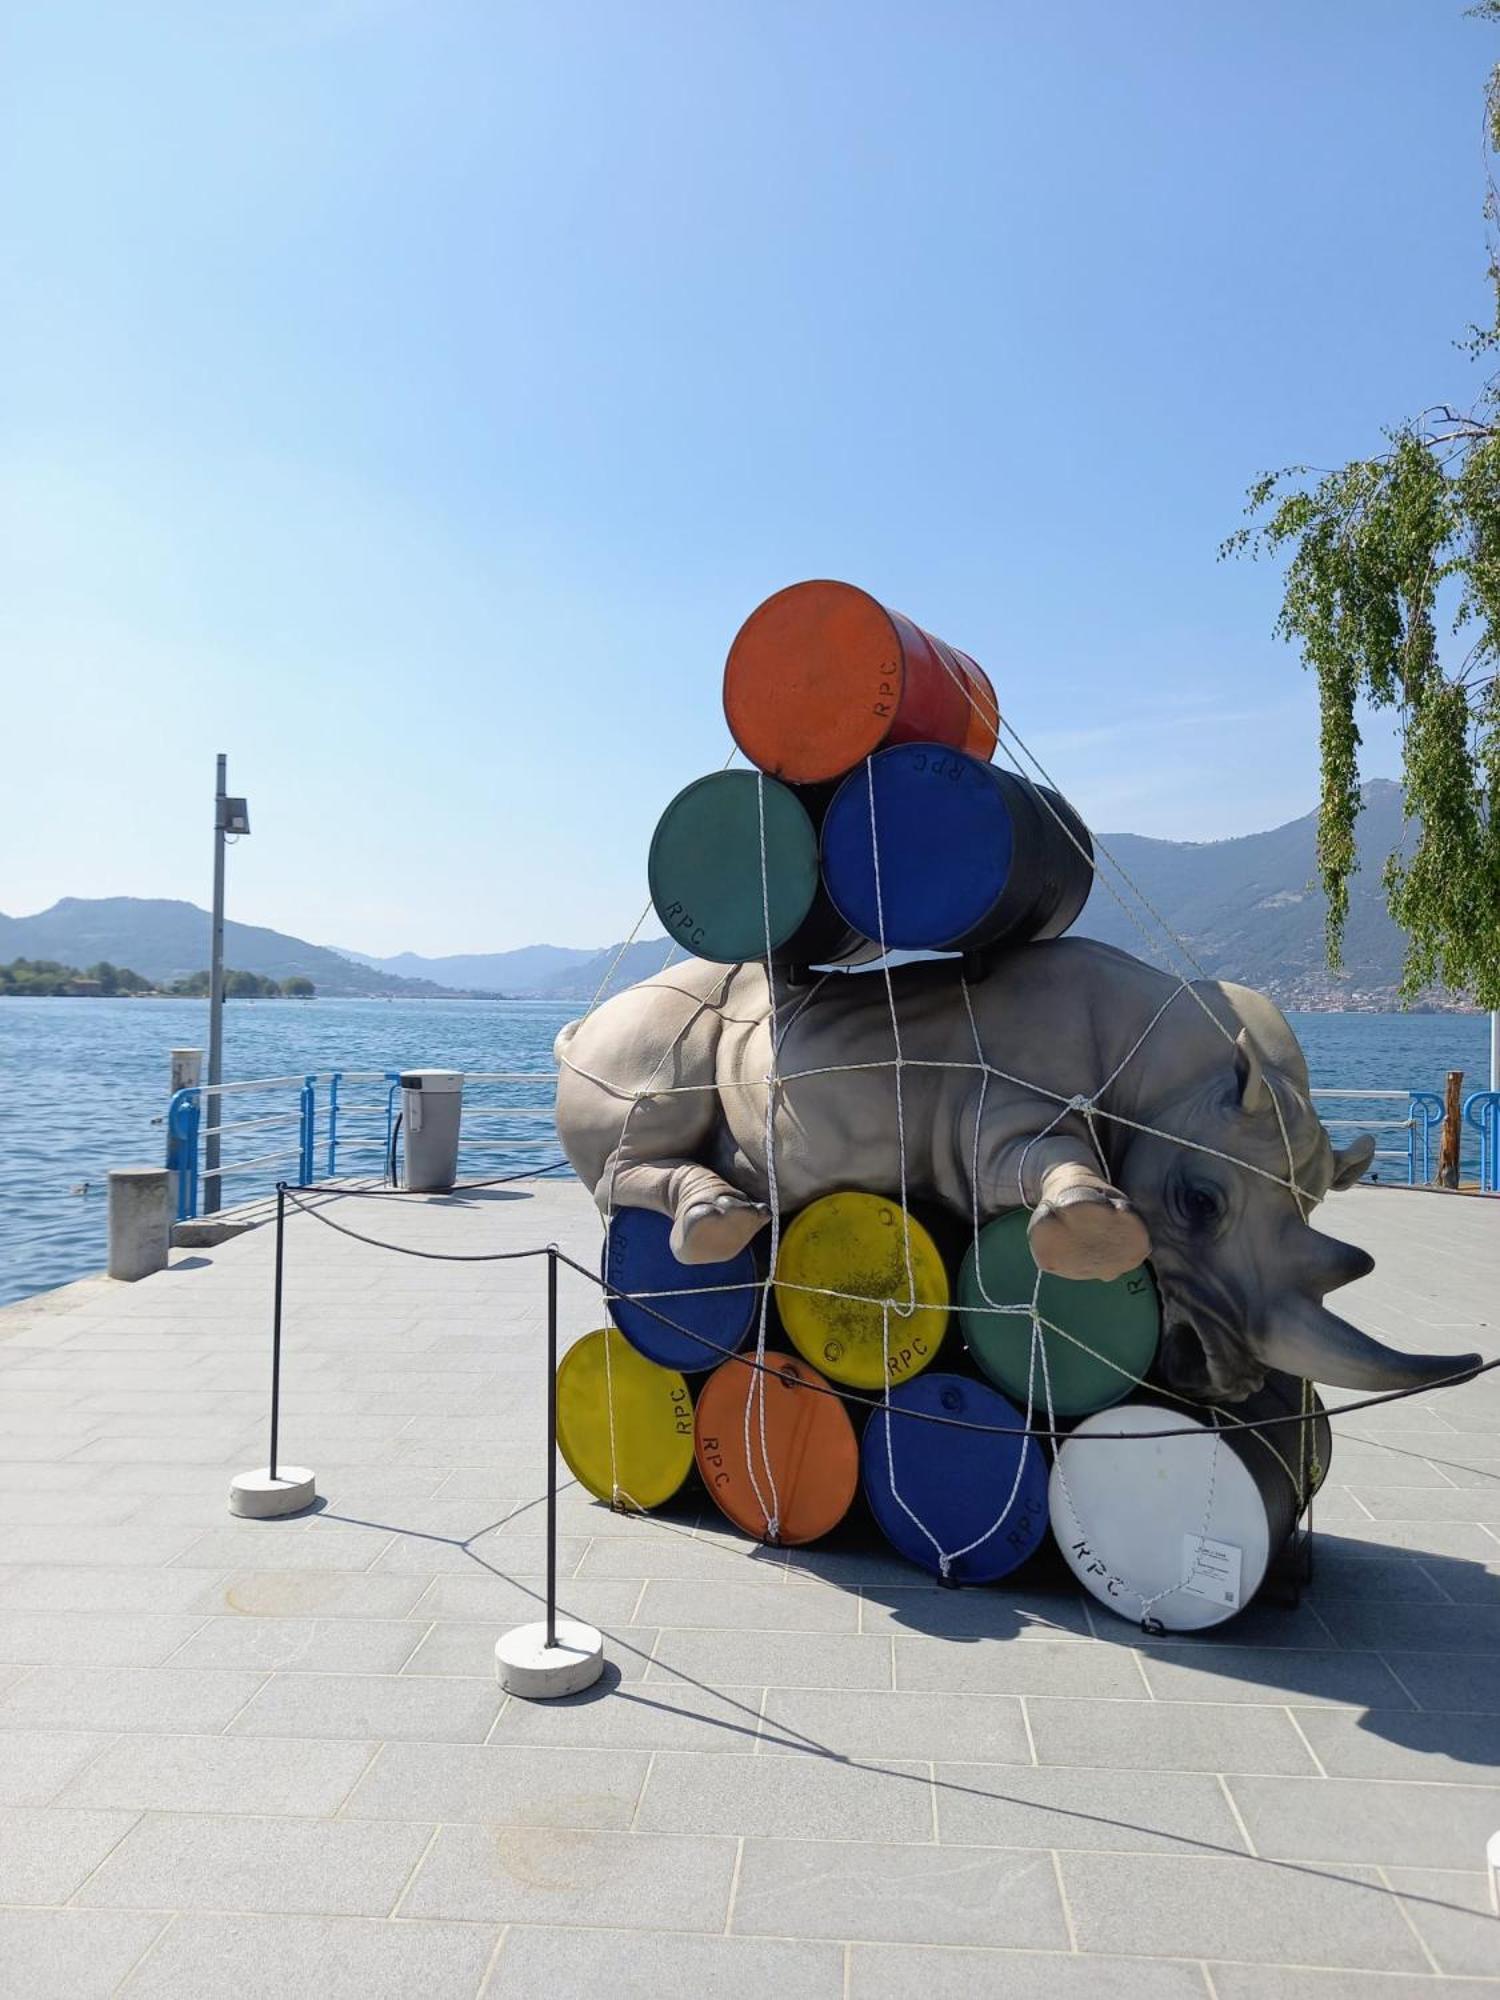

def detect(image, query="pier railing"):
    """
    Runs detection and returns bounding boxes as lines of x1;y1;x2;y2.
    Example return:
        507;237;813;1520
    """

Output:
165;1067;565;1221
165;1070;1494;1223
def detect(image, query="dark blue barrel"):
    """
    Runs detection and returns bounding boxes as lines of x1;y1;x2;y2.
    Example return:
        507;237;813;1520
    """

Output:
604;1207;761;1374
861;1372;1049;1583
819;743;1094;952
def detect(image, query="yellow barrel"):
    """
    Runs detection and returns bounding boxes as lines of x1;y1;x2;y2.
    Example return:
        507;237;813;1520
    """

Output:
774;1192;950;1390
555;1328;695;1510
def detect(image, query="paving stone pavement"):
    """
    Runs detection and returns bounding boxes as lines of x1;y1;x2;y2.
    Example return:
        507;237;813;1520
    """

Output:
0;1178;1497;1996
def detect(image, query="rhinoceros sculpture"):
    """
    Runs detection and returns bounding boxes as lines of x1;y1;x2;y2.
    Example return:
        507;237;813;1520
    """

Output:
555;938;1480;1403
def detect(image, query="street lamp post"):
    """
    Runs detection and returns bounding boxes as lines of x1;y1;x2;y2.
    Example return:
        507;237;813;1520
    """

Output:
203;754;250;1216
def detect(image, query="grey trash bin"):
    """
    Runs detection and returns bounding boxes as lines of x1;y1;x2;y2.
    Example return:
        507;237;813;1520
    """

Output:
400;1070;463;1191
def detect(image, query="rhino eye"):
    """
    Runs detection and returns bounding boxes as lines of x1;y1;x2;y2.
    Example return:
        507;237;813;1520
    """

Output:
1178;1182;1225;1228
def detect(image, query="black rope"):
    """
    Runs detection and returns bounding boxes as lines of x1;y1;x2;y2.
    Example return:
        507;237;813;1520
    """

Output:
275;1183;1495;1444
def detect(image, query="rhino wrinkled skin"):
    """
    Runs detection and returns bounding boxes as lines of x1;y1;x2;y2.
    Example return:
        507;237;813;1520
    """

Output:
554;938;1480;1403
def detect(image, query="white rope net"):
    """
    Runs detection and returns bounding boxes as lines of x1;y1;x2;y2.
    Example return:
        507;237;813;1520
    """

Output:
575;650;1330;1620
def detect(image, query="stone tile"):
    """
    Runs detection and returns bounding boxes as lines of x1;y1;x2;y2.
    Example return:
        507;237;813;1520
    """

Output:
1315;1602;1500;1652
0;1612;209;1669
1092;1597;1339;1651
637;1578;859;1632
1388;1866;1500;1979
0;1491;149;1526
0;1805;138;1903
1027;1697;1316;1774
189;1570;431;1619
55;1733;375;1815
646;1628;893;1690
1059;1851;1426;1969
340;1740;649;1828
366;1533;589;1577
935;1762;1248;1854
166;1616;426;1674
170;1526;394;1571
1227;1767;1500;1870
1383;1650;1500;1712
75;1811;432;1917
409;1573;643;1626
402;1823;736;1931
1209;1967;1496;1998
893;1636;1145;1698
119;1912;499;1999
758;1687;1032;1764
229;1669;503;1743
1137;1645;1413;1709
733;1837;1068;1947
487;1927;844;2000
0;1730;114;1806
0;1666;266;1736
858;1587;1090;1641
0;1526;204;1566
0;1910;167;2000
574;1535;788;1582
636;1749;933;1841
492;1677;765;1755
848;1945;1210;1999
401;1618;655;1680
1294;1706;1500;1784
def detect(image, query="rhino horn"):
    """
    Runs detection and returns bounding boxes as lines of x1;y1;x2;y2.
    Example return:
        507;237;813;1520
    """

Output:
1293;1229;1375;1297
1256;1296;1481;1393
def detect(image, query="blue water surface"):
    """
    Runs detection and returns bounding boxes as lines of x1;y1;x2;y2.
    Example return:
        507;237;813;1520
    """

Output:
0;995;1489;1308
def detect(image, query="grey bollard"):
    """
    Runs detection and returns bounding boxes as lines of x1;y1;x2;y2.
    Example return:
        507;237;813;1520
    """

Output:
399;1071;463;1191
108;1168;172;1281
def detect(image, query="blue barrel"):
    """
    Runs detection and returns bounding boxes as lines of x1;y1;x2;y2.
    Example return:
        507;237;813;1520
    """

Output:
860;1371;1049;1583
604;1207;761;1374
820;744;1094;952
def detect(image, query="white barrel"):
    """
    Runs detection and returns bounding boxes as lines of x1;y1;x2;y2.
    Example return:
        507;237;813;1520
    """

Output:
1049;1379;1329;1633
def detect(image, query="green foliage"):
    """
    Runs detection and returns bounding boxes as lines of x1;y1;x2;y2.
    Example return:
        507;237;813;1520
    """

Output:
280;976;315;997
1224;12;1500;1007
0;957;155;996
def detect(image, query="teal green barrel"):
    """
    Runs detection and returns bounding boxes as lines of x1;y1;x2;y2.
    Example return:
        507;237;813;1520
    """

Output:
957;1210;1160;1416
649;769;861;965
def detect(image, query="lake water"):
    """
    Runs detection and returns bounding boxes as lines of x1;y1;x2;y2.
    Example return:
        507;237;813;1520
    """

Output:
0;995;1491;1308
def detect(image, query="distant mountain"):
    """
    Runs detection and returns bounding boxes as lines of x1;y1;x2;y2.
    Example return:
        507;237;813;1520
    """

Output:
0;899;455;998
531;937;682;1003
1074;779;1434;1007
334;943;599;994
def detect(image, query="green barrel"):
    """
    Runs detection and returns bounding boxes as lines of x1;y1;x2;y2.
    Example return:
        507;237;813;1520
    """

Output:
649;769;841;965
957;1210;1160;1416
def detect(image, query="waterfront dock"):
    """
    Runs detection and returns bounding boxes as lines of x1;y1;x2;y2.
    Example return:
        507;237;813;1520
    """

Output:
0;1180;1497;1996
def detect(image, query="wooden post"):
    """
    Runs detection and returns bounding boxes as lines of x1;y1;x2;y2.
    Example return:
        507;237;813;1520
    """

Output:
1440;1069;1464;1188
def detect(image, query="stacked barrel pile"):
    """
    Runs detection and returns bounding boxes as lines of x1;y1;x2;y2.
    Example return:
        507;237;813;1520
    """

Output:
555;581;1326;1632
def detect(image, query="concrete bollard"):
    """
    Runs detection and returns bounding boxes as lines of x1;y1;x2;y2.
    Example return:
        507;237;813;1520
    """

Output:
108;1168;172;1281
169;1048;202;1094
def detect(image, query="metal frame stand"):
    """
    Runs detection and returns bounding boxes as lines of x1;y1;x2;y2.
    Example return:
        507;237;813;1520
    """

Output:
229;1185;316;1518
495;1247;605;1698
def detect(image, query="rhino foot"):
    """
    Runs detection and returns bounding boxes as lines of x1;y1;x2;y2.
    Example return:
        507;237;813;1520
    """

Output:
1028;1183;1149;1283
670;1194;771;1265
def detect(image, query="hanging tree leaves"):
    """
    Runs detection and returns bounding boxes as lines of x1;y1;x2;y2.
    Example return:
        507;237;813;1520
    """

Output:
1223;3;1500;1008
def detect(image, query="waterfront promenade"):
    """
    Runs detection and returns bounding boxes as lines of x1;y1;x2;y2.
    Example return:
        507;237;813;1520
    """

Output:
0;1179;1496;1996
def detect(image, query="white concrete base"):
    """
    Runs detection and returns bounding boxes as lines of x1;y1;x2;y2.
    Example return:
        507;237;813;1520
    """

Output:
229;1466;317;1518
495;1619;604;1699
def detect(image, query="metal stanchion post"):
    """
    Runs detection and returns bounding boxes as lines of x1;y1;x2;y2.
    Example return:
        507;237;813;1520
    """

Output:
230;1184;316;1518
496;1244;604;1698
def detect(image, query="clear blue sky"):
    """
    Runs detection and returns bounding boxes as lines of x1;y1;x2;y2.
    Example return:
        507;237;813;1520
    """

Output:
0;1;1489;954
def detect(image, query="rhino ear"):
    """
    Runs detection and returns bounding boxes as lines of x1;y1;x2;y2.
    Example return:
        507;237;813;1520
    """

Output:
1330;1132;1376;1190
1233;1028;1269;1114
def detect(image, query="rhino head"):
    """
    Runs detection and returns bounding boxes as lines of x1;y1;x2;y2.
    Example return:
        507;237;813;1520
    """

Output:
1112;994;1481;1404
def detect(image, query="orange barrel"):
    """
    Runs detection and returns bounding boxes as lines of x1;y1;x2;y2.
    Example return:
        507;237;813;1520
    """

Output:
947;645;1000;761
723;580;991;784
774;1191;950;1390
694;1350;859;1544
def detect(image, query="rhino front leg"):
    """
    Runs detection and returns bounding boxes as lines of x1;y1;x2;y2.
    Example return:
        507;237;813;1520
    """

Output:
994;1137;1150;1283
601;1151;770;1265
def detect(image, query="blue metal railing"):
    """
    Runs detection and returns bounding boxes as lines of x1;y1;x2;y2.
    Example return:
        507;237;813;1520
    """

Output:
1464;1090;1500;1194
1309;1088;1444;1186
165;1066;562;1221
